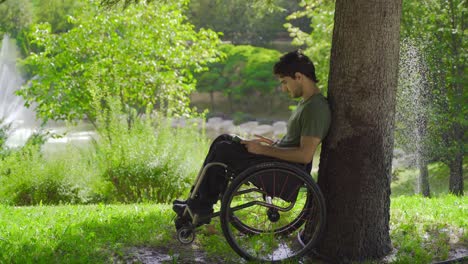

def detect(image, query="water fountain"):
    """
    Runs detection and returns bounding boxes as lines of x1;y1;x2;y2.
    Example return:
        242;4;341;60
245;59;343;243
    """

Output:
395;40;432;196
0;34;38;147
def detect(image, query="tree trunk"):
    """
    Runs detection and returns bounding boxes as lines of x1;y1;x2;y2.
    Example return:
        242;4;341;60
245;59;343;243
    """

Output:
416;59;430;197
447;0;464;196
313;0;402;261
417;155;430;197
449;136;464;196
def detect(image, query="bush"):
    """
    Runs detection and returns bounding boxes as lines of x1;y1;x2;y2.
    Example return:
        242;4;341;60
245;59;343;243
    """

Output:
92;100;209;204
0;99;210;205
0;142;86;205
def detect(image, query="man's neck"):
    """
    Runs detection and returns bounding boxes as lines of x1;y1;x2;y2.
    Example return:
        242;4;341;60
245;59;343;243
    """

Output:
302;85;320;101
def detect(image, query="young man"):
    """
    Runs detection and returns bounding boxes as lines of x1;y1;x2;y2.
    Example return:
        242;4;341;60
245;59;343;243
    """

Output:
173;50;331;225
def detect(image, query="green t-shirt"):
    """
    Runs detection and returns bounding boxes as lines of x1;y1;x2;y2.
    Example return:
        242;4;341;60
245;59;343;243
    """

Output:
276;93;331;148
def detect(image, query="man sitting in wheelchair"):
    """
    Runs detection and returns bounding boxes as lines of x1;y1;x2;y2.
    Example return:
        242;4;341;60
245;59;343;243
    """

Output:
173;50;331;230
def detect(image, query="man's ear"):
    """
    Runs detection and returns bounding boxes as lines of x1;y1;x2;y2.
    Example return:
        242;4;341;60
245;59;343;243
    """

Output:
294;72;303;81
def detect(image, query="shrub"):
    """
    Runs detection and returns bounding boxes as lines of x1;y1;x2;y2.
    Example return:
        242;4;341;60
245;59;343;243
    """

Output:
93;100;209;203
0;99;210;205
0;141;86;205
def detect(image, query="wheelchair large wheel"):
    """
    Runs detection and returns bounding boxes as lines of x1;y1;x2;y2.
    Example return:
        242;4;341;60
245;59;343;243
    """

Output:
220;162;326;262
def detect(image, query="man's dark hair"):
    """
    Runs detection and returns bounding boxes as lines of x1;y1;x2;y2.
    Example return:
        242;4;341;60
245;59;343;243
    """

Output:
273;50;319;83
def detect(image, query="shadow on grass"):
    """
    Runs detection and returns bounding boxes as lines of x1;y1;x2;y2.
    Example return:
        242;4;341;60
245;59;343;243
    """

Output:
0;208;173;263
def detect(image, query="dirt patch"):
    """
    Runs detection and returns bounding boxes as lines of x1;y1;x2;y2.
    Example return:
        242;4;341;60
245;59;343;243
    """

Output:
124;245;226;264
444;246;468;263
123;239;467;263
124;245;331;264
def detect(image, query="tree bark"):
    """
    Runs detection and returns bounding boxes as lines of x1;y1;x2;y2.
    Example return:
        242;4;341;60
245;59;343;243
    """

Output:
447;0;464;196
313;0;402;261
417;155;430;197
416;57;430;197
449;136;464;196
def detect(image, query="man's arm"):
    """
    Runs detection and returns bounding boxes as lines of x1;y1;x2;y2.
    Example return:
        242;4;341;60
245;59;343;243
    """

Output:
241;136;321;164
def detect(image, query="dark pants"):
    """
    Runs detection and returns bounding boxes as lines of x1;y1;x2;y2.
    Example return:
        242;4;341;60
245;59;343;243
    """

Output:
190;134;311;213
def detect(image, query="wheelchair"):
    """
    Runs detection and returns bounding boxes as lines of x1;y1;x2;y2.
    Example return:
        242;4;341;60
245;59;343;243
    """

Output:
174;161;326;263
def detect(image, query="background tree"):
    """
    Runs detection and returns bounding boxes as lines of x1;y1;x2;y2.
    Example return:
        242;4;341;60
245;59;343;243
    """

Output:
195;60;227;111
32;0;84;34
0;0;33;56
186;0;311;46
194;45;283;114
401;0;466;195
19;0;221;123
310;0;402;261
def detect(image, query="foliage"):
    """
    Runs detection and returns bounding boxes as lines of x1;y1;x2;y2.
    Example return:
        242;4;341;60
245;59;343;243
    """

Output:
284;0;335;93
99;0;307;46
0;195;466;263
0;0;84;57
391;159;468;196
19;0;221;123
0;135;90;205
93;99;209;203
400;0;466;193
0;122;10;157
0;0;33;56
195;44;284;112
0;0;33;38
0;109;210;205
187;0;310;46
32;0;84;34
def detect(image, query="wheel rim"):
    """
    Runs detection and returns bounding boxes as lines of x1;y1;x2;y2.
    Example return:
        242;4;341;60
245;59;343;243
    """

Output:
222;168;325;262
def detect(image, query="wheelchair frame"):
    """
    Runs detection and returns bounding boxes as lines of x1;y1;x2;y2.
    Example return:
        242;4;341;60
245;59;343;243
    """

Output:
174;161;326;262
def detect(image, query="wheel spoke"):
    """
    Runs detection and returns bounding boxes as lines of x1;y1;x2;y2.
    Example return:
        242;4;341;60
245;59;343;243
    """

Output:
221;164;326;262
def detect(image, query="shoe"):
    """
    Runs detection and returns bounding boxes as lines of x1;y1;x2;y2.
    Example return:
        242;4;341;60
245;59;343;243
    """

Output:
173;199;187;205
173;203;213;226
173;203;188;217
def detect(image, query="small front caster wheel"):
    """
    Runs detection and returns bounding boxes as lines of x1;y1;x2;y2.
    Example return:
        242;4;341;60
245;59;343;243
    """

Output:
177;226;195;244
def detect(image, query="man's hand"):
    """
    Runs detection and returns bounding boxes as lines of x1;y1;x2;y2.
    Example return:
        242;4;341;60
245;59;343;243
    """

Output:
253;134;275;145
240;140;266;155
241;136;321;164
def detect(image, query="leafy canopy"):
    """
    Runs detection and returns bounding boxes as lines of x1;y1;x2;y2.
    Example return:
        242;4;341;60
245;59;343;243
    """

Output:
20;0;221;123
196;44;282;99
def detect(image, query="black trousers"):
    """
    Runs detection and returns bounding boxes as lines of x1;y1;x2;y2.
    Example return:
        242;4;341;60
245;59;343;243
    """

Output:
190;134;311;212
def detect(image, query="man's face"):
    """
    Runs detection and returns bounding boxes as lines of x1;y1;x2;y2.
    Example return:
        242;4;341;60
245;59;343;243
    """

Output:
278;76;302;98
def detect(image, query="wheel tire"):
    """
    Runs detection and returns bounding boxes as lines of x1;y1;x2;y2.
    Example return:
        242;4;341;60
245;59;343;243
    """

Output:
220;162;326;262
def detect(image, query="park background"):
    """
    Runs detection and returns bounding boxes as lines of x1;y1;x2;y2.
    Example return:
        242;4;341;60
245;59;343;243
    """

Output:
0;0;466;263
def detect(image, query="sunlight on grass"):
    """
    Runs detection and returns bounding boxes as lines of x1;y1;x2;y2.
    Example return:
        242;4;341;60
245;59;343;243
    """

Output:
391;159;468;197
0;195;465;263
390;195;467;263
0;204;172;263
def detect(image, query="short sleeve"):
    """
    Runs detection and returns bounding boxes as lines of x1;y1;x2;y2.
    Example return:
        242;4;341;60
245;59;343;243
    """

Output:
300;101;331;140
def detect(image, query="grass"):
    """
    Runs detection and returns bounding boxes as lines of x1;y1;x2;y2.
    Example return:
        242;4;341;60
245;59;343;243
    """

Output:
0;111;466;263
390;195;467;263
0;195;466;263
0;204;174;263
391;159;468;196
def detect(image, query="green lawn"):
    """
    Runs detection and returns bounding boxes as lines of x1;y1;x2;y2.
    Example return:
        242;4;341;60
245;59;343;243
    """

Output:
391;160;468;197
0;195;466;263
